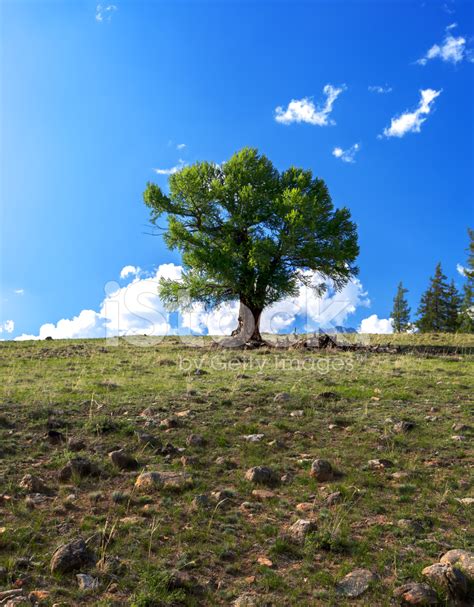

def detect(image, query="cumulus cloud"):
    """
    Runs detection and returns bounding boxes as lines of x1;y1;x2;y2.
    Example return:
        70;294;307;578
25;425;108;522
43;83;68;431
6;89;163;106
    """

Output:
457;263;466;276
95;4;117;22
153;159;186;175
120;265;141;279
417;24;473;65
359;314;393;334
15;266;371;341
0;320;15;334
382;88;441;138
332;143;360;163
368;85;393;94
275;84;345;126
176;143;186;150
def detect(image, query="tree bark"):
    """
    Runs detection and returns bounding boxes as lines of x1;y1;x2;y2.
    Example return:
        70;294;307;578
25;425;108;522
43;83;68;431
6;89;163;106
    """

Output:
230;300;263;345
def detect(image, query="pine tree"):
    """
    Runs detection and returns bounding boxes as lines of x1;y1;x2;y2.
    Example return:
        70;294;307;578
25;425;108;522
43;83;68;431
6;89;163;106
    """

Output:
391;282;411;332
445;280;461;333
459;228;474;333
416;263;450;332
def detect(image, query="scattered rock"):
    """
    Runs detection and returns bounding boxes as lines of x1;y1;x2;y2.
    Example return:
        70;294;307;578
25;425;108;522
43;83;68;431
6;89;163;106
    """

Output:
76;573;99;591
325;491;342;506
457;497;474;506
215;456;238;469
422;563;467;598
67;437;86;452
296;502;314;512
243;434;264;443
290;410;304;417
317;391;339;400
191;494;211;510
287;518;316;544
310;459;334;481
393;582;437;605
160;417;179;429
96;555;126;575
273;392;290;402
19;474;50;494
336;569;376;598
233;593;259;606
59;457;100;481
251;489;275;500
245;466;280;487
109;449;139;471
451;435;466;442
186;434;207;447
50;538;95;574
134;471;193;492
394;421;415;433
440;549;474;582
366;459;394;470
136;432;161;448
452;423;471;433
47;430;65;445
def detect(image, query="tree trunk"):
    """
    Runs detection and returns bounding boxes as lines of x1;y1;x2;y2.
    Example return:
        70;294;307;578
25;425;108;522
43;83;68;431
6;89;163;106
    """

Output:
229;300;263;345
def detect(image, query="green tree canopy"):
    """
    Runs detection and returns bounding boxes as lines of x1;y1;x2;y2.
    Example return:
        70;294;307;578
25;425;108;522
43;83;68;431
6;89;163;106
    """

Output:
391;282;411;333
459;228;474;333
143;148;359;343
416;262;459;333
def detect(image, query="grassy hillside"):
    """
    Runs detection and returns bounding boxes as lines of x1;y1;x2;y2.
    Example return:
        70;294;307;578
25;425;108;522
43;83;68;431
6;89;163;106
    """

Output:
0;337;473;605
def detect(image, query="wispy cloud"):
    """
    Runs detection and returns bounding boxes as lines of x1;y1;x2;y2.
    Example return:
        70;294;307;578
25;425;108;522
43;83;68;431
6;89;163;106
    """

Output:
457;263;466;277
14;289;24;295
120;265;141;279
368;85;393;94
332;143;361;163
0;320;14;334
95;4;117;23
417;24;473;65
153;159;187;175
381;88;441;138
176;143;186;150
275;84;346;126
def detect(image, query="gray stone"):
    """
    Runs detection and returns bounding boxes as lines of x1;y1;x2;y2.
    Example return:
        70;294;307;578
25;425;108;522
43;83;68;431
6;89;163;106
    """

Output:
336;569;376;598
245;466;280;487
310;459;334;481
393;583;437;605
50;538;95;574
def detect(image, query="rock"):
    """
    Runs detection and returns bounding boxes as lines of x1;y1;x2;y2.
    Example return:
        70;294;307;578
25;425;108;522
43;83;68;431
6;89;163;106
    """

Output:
215;456;238;469
191;494;211;510
59;457;99;481
273;392;290;402
243;434;264;443
160;417;179;429
440;549;474;582
451;435;466;442
287;519;316;544
76;573;99;591
290;410;304;417
393;582;437;605
452;423;470;433
212;489;236;503
240;501;263;513
251;489;275;500
167;570;204;595
457;497;474;506
186;434;207;447
336;569;376;598
397;519;424;533
134;471;193;492
96;555;126;575
19;474;50;494
140;407;156;418
296;502;314;512
367;458;394;470
233;593;259;606
310;459;334;481
47;430;65;445
394;421;415;433
317;391;339;400
67;437;86;452
245;466;280;487
422;563;467;598
50;538;95;574
325;491;342;506
109;449;139;471
136;432;161;448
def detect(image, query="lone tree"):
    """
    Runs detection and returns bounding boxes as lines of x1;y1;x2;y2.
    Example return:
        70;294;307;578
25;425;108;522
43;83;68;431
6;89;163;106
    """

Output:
391;282;411;333
144;148;359;344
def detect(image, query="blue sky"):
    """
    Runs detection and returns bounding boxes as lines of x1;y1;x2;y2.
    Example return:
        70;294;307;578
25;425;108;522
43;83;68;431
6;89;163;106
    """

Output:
1;0;473;339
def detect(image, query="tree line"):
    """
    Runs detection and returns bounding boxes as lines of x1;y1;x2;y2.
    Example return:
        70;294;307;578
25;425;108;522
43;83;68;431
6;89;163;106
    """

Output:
391;229;474;333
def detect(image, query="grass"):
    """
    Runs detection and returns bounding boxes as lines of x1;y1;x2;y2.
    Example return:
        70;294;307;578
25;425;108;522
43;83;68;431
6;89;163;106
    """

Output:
0;335;473;605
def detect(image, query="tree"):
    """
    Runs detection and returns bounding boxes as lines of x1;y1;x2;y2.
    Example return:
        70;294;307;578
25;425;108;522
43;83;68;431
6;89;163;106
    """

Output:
391;282;411;332
445;280;461;333
459;228;474;333
417;263;454;332
143;148;359;344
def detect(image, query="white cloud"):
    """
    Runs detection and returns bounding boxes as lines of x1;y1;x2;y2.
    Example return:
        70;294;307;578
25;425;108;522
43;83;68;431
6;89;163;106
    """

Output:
14;289;24;295
15;266;372;341
0;320;14;334
176;143;186;150
382;88;441;138
153;159;186;175
96;4;117;22
457;263;466;277
332;143;360;163
120;265;141;279
275;84;345;126
359;315;393;334
368;85;393;94
417;24;473;65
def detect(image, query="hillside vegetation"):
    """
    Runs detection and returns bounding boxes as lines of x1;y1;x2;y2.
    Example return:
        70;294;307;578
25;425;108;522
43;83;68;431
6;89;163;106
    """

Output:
0;336;473;606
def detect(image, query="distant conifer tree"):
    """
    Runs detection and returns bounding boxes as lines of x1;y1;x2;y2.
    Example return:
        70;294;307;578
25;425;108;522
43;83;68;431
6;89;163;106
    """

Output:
391;282;411;332
445;280;461;333
417;263;451;332
459;228;474;333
